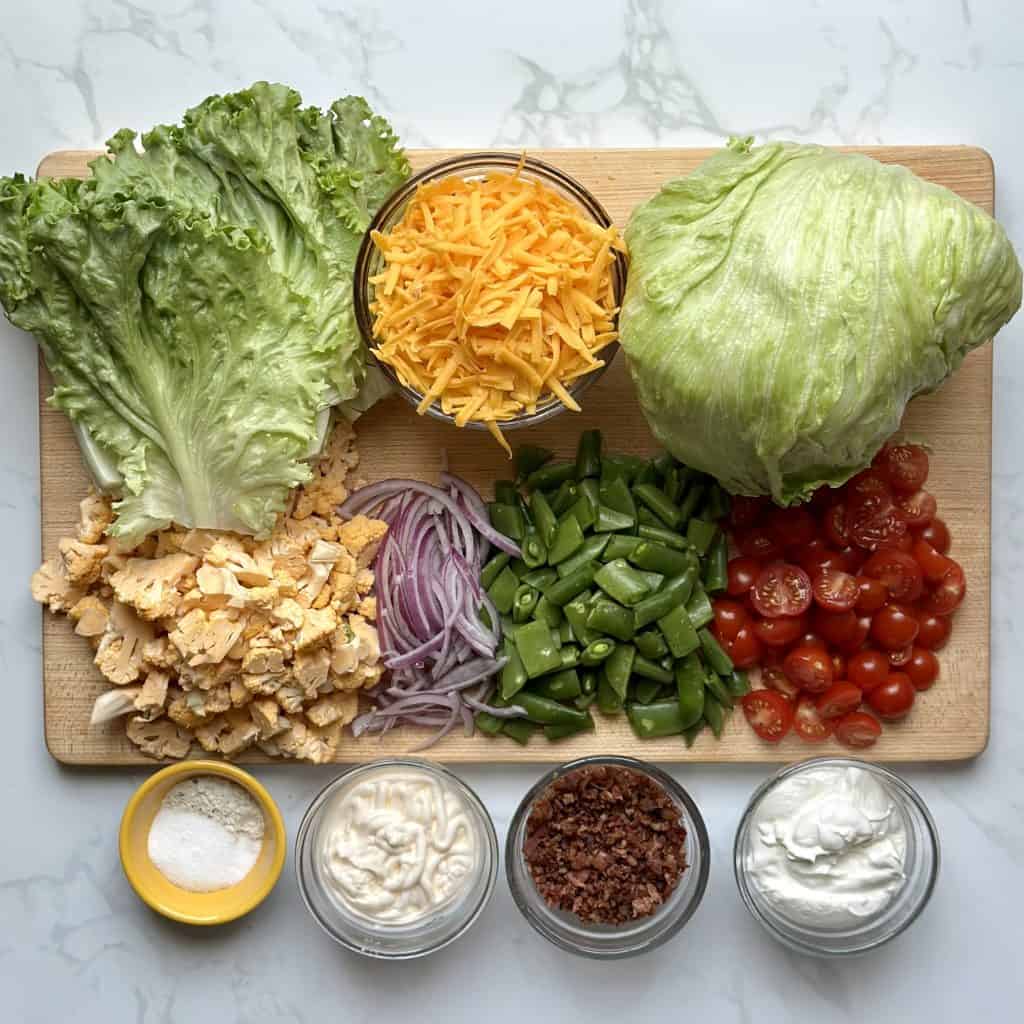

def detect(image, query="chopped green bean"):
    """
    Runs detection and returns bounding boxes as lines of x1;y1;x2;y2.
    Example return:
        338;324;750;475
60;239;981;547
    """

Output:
726;669;751;697
547;515;584;565
633;569;696;629
703;697;726;738
579;478;600;508
704;671;735;709
488;502;525;541
481;552;511;590
604;534;644;561
587;599;636;641
515;444;554;483
500;640;528;700
556;535;609;577
529;490;558;549
633;483;682;528
636;506;661;527
632;653;674;684
580;637;616;666
682;721;704;747
575;429;602;480
512;583;540;623
533;593;564;627
633;679;662;704
550;481;580;517
678;482;704;524
637;523;690;551
570;494;596;532
475;712;504;736
686;518;718;556
494;480;520;506
651;451;675;477
520;567;557;590
600;454;645;483
594;558;654;607
515;691;591;727
594;505;636;533
634;630;669;660
544;713;595;740
634;462;658;486
685;585;715;629
531;668;582;700
626;699;685;738
502;719;538;745
574;693;597;711
702;483;730;523
635;569;664;592
597;669;625;713
675;653;706;729
603;642;636;698
657;604;700;658
629;541;693;578
698;626;734;676
487;566;520;615
520;528;547;568
525;460;576;493
599;475;637;519
515;620;563;678
703;532;728;594
580;669;598;697
559;645;580;669
546;563;598;606
563;593;598;646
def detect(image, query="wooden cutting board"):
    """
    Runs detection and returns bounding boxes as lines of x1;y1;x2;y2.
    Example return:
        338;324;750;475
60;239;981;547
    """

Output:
35;146;994;765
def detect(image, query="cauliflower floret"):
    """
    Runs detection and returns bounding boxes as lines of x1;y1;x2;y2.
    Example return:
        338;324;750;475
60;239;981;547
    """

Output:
153;529;189;558
296;606;337;651
94;602;155;686
242;644;287;675
275;719;342;764
332;661;384;692
90;687;142;725
141;636;180;670
195;564;278;610
110;553;199;620
349;615;381;665
275;685;307;715
293;647;331;695
59;538;108;587
250;698;287;739
357;596;377;621
31;559;86;613
295;539;344;606
337;515;388;570
219;711;259;757
168;609;246;666
204;538;274;587
77;492;114;544
355;568;374;595
330;620;360;676
305;691;359;729
241;672;285;697
328;567;358;613
177;659;240;692
292;419;357;520
126;716;191;759
167;690;204;730
68;595;109;639
229;677;249;707
135;669;170;719
271;599;305;631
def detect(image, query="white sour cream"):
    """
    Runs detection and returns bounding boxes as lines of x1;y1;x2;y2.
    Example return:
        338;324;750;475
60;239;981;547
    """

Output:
745;765;907;930
318;767;478;925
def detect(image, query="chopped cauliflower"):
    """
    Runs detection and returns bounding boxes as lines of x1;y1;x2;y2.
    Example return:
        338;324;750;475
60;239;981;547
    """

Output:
31;559;86;613
337;515;388;570
168;609;246;667
274;719;343;764
68;595;109;639
59;538;108;587
294;647;331;695
77;492;114;544
94;602;155;686
126;717;192;759
306;691;359;728
296;606;336;651
250;698;286;739
110;553;199;620
135;669;170;719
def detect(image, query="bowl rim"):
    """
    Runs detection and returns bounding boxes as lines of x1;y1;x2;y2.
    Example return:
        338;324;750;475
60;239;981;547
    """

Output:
118;759;287;926
293;757;500;959
732;756;941;957
352;150;627;431
504;754;711;959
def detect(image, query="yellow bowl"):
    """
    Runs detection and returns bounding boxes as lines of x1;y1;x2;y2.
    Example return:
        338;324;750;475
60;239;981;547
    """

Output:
119;760;286;926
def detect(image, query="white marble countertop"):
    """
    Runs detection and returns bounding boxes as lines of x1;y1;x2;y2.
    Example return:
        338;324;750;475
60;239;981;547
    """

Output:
1;2;1022;1021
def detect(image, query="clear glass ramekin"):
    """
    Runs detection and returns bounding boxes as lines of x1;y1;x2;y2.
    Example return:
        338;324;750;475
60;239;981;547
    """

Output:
733;757;940;958
295;758;498;959
352;151;627;431
505;756;710;959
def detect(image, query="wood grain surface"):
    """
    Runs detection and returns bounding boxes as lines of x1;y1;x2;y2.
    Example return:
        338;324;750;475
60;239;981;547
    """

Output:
35;146;994;765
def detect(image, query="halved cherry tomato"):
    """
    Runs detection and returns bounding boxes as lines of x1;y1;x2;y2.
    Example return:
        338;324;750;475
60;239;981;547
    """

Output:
811;567;859;612
750;563;812;618
723;626;762;669
783;645;834;694
835;710;883;749
813;608;870;651
896;490;936;528
768;505;817;550
915;610;952;650
816;681;864;719
762;665;801;700
888;645;913;667
730;495;768;531
796;539;841;578
741;689;794;742
867;672;916;720
855;576;888;613
849;504;907;551
752;614;806;648
726;557;761;597
847;649;890;691
916;518;951;554
796;630;827;651
712;599;750;643
738;527;783;561
920;563;966;615
877;444;929;494
793;695;836;742
823;503;850;548
906;647;939;691
862;548;924;602
912;539;955;584
870;604;919;650
845;471;892;510
831;652;847;680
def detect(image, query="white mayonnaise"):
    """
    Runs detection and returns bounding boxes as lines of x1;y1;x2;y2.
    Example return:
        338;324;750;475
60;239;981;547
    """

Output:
745;765;907;930
317;767;478;925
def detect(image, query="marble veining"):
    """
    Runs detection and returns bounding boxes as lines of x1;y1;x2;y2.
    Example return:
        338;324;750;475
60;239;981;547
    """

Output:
1;1;1022;1021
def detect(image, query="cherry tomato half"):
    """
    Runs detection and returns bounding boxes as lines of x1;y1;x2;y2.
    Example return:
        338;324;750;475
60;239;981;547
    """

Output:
813;608;870;652
919;563;966;616
915;610;952;651
888;645;913;667
877;444;929;494
811;567;859;612
862;548;924;602
723;626;762;669
783;645;834;694
896;490;936;529
847;649;890;691
912;539;955;584
870;604;920;650
866;672;916;720
823;503;850;548
916;518;951;554
726;557;761;597
855;576;889;613
796;539;841;578
835;710;883;749
816;681;864;719
849;504;907;551
762;665;801;700
752;614;806;648
906;647;939;691
741;689;794;742
793;695;836;742
750;563;812;618
738;527;783;561
712;599;750;643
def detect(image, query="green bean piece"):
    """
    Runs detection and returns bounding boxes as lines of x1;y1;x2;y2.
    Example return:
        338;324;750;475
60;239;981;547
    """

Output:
657;604;700;658
600;454;645;483
519;528;548;569
633;679;662;705
702;483;730;523
678;482;705;525
550;481;580;517
636;505;661;527
634;462;658;486
726;669;751;697
515;691;591;727
569;494;596;532
476;712;505;736
594;505;636;533
556;535;610;578
490;688;510;709
682;721;705;747
502;719;538;745
603;642;636;698
480;552;512;590
547;514;584;565
632;653;674;684
563;593;598;646
580;669;598;697
633;483;683;528
579;477;600;507
604;534;644;561
651;451;675;478
529;489;559;549
550;625;563;650
509;557;530;578
546;562;598;607
488;502;525;541
514;619;563;678
575;429;602;480
559;644;580;669
515;444;555;484
626;699;685;738
663;466;682;504
532;594;563;627
704;671;735;709
685;585;715;629
580;637;616;666
594;558;654;607
633;569;697;630
574;692;597;711
599;475;637;519
703;698;727;738
520;567;558;590
499;614;517;639
500;641;528;700
635;629;669;660
531;667;582;701
487;566;520;615
703;533;728;594
637;522;690;551
493;480;520;506
587;599;636;641
525;460;576;493
699;627;734;676
675;653;707;729
479;605;493;630
686;518;718;556
629;541;692;577
597;669;625;713
544;713;595;741
512;584;540;623
635;569;664;592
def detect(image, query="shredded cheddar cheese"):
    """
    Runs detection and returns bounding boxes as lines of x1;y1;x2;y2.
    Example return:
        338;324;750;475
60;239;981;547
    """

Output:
368;165;626;454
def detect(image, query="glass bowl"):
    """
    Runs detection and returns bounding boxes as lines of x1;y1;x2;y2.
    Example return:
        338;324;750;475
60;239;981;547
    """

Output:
505;755;710;959
352;151;627;431
733;757;940;958
294;758;498;959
